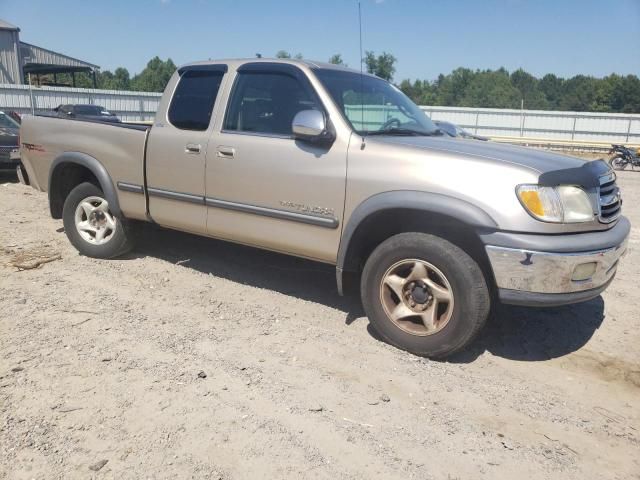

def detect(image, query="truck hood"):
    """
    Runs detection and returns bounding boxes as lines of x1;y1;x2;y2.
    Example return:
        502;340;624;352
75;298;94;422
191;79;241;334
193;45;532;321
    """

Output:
371;135;587;174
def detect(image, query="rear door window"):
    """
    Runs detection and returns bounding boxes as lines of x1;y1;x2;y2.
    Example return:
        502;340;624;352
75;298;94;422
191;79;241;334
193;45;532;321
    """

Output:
168;70;224;131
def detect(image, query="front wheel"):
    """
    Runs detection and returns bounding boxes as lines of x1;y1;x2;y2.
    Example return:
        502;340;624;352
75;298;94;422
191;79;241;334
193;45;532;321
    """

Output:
361;233;490;358
62;182;133;258
610;156;628;170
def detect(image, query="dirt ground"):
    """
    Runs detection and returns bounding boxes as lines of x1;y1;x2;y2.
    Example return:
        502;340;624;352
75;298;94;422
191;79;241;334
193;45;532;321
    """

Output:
1;168;639;480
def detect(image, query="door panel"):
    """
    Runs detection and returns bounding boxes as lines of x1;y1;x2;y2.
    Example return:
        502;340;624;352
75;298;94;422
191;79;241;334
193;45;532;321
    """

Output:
206;133;348;262
205;65;348;263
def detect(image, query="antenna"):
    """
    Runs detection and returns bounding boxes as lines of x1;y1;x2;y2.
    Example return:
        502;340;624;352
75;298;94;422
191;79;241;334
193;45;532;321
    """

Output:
358;1;366;144
358;1;364;77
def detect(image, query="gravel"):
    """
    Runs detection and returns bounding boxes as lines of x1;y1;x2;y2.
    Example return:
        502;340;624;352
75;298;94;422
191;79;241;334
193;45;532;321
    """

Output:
1;170;639;479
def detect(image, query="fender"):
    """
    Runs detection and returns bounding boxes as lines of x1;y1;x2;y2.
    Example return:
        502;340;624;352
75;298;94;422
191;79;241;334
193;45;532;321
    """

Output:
336;190;498;295
48;152;122;218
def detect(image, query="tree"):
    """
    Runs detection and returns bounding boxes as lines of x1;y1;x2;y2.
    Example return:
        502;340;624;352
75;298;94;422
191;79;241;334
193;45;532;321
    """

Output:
276;50;291;59
510;68;549;109
558;75;599;111
364;51;396;81
328;54;345;66
538;74;564;109
130;57;176;92
460;70;521;109
99;67;131;91
433;67;475;105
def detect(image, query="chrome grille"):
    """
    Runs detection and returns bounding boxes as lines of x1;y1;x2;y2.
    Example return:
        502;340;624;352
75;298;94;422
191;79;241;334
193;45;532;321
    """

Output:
598;172;621;223
0;145;16;161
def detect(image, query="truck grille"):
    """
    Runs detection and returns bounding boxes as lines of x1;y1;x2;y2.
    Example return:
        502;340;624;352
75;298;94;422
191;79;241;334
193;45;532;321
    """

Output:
0;145;15;158
598;172;621;223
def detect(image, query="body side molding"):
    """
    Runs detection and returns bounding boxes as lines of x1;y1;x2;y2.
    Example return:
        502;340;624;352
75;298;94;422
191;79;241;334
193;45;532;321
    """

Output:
119;183;340;229
206;197;339;228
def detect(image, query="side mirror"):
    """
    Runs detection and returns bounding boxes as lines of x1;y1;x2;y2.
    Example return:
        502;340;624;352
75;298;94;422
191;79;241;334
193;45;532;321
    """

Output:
292;110;335;145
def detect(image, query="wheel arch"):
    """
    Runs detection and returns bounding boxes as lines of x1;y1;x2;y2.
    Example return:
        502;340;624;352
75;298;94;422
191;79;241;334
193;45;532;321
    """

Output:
48;152;121;219
336;191;498;295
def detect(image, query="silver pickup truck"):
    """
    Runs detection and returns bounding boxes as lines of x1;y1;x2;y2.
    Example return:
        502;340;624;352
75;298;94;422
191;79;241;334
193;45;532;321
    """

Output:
19;58;630;358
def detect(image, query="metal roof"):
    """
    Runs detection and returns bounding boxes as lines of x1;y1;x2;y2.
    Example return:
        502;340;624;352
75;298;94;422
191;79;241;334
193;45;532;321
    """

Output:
20;41;100;70
0;19;19;31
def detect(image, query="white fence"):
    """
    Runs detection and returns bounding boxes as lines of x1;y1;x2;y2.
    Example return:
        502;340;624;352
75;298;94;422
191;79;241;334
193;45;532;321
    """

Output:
1;83;639;143
422;106;640;144
0;83;161;121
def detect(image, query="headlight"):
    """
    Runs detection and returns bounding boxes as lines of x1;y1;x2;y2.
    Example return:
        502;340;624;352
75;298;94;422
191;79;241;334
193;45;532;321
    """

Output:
517;185;594;223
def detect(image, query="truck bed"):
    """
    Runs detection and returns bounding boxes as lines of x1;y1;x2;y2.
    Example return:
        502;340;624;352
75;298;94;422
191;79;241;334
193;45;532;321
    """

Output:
19;114;149;220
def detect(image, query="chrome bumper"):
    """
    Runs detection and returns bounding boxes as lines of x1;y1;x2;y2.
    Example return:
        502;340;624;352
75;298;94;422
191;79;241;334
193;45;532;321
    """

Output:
486;236;628;306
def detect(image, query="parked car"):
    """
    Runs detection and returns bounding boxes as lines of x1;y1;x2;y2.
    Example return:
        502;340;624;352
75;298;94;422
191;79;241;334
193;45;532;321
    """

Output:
0;110;20;173
19;59;629;358
434;120;488;141
53;104;121;123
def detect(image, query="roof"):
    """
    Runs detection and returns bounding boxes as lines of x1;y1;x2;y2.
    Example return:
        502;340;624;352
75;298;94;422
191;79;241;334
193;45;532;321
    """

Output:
0;19;19;31
20;41;100;70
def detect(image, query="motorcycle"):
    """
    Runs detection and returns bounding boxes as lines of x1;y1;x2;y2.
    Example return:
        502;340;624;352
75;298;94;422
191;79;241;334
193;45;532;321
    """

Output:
609;144;640;170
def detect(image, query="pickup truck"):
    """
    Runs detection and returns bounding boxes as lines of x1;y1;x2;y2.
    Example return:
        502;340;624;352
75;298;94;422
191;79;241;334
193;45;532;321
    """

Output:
19;58;630;358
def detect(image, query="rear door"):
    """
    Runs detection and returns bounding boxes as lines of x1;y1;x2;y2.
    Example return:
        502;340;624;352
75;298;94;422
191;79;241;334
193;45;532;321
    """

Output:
145;65;227;234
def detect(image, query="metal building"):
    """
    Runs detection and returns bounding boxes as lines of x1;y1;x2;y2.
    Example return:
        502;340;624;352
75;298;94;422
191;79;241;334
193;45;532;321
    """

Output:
0;18;99;87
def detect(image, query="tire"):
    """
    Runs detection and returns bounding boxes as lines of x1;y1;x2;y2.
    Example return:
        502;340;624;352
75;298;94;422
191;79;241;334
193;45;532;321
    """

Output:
361;232;490;359
62;182;133;258
609;156;627;170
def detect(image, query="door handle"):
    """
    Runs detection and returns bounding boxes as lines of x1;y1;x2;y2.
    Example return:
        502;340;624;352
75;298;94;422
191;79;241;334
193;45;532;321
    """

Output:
217;146;236;159
185;143;201;154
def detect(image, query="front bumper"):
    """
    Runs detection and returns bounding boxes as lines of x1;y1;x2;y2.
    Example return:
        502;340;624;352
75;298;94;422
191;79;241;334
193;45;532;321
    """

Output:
0;148;20;171
484;218;630;307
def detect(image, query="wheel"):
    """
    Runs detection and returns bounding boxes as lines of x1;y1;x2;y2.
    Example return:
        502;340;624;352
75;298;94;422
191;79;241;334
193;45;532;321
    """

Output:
361;232;490;358
62;182;133;258
609;156;627;170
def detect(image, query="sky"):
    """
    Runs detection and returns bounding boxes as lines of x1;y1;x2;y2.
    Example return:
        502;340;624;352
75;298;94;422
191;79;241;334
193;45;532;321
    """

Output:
1;0;639;81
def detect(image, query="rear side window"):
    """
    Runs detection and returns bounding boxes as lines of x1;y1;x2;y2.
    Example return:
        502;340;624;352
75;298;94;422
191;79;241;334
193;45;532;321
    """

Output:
168;70;224;130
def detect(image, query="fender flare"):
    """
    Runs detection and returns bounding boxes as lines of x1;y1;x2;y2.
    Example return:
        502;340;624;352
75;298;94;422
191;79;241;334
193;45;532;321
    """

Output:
336;190;498;295
48;152;122;218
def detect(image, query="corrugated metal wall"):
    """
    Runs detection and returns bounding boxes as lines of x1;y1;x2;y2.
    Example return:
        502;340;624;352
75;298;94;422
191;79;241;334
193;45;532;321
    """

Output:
0;83;161;121
1;83;639;140
0;30;22;84
421;106;640;143
344;105;640;143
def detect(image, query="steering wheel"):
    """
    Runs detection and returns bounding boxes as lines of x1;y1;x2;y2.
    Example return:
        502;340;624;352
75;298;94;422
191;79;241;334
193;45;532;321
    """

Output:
380;117;401;131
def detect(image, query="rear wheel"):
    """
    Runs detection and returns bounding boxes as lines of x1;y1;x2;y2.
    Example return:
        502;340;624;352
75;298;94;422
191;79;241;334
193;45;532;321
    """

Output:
361;232;490;358
610;156;627;170
62;182;133;258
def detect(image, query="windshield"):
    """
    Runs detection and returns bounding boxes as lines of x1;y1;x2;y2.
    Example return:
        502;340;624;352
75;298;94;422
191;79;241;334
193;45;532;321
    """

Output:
314;69;439;136
75;105;108;115
0;112;19;129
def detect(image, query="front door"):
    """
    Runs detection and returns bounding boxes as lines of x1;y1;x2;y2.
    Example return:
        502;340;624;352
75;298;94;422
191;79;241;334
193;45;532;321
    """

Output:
146;65;226;235
205;64;348;263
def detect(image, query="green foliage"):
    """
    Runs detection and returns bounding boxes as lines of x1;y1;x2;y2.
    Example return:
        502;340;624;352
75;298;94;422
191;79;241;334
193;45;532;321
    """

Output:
99;67;131;91
399;67;640;113
328;54;345;66
275;50;303;60
364;51;396;81
129;57;176;92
